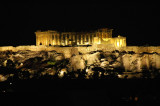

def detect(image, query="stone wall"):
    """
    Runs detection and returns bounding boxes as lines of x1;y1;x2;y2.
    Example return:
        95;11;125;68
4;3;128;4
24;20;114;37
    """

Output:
0;45;160;58
120;46;160;53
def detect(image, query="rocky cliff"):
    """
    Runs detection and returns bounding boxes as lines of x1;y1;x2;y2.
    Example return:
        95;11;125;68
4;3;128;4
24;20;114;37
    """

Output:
0;50;160;81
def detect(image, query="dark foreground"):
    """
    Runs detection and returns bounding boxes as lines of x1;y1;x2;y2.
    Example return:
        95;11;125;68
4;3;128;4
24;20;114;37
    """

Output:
1;79;160;106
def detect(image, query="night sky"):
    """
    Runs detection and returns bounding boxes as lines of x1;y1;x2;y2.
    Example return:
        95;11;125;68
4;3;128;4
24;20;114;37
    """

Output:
0;2;159;46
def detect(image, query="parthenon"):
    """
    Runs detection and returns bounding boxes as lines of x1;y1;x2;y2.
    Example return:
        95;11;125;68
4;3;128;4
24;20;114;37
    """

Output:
35;28;126;47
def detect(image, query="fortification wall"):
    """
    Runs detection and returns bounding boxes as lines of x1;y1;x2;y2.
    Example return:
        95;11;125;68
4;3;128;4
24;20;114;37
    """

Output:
120;46;160;53
0;45;160;55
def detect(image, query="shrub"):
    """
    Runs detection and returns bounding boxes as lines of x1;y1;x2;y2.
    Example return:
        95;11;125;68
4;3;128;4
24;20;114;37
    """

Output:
47;61;56;65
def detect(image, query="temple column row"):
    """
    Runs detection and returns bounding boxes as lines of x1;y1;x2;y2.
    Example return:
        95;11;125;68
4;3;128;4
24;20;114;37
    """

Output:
74;34;95;45
38;35;48;46
49;33;97;46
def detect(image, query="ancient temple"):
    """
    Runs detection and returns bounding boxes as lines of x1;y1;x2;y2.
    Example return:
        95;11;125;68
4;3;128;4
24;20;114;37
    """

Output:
35;28;126;47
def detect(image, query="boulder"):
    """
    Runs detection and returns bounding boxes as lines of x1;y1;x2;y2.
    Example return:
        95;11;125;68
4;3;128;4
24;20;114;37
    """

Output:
70;55;85;71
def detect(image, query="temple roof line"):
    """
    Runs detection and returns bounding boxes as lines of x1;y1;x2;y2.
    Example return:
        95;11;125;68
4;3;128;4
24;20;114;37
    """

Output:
35;28;113;34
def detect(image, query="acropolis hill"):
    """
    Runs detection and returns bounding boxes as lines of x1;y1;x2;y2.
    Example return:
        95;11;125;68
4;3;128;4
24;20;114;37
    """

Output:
0;28;160;58
1;28;160;81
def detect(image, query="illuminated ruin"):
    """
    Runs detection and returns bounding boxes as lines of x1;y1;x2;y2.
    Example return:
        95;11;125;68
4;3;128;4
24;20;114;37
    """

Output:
35;28;126;47
1;27;160;82
1;27;160;54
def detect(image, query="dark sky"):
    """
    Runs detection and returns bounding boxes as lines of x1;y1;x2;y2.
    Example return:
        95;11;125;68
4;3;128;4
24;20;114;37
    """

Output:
0;2;159;46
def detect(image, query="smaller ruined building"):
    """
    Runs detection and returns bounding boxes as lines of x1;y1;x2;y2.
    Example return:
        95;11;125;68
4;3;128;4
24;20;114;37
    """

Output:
35;28;126;47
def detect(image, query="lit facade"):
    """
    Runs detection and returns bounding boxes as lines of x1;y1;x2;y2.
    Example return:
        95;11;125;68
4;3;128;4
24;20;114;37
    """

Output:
35;28;126;47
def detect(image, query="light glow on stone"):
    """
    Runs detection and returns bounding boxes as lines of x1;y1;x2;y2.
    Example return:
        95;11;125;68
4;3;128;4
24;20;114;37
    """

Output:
117;42;120;47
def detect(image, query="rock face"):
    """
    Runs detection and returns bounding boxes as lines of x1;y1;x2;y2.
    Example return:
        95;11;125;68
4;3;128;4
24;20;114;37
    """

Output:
0;50;160;81
70;55;85;71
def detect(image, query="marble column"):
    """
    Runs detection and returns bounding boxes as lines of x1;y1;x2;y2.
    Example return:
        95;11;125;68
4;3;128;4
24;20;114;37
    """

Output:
73;35;75;42
42;36;44;45
51;34;52;45
58;34;60;45
84;34;87;44
90;34;92;44
44;36;46;45
62;34;64;45
45;35;47;45
42;36;43;45
54;34;56;45
81;35;83;45
100;33;102;44
61;34;64;45
98;33;100;43
79;34;81;44
47;35;49;45
46;35;48;45
69;34;71;40
92;34;94;44
123;39;125;46
45;34;48;45
38;36;40;45
60;34;62;45
77;34;79;45
65;34;67;45
64;34;66;45
56;34;58;45
88;34;91;44
69;34;71;45
75;35;77;45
